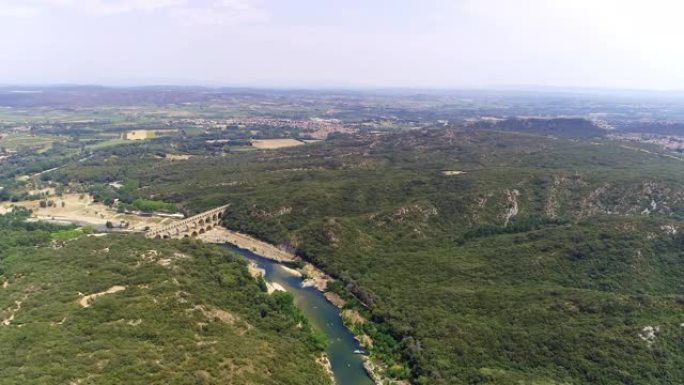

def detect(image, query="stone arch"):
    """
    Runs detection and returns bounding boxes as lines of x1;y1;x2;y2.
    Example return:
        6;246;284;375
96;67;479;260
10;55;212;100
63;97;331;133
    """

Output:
184;234;189;238
146;205;229;239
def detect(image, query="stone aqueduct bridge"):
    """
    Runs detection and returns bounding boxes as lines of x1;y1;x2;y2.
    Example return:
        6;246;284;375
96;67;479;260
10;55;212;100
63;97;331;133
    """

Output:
145;205;230;239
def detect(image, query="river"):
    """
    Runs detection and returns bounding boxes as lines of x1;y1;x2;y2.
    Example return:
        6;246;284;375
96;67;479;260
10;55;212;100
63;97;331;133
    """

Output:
224;244;375;385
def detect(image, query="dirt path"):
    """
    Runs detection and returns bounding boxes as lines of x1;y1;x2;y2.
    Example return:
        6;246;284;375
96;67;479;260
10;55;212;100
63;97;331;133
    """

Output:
79;286;126;308
1;300;23;326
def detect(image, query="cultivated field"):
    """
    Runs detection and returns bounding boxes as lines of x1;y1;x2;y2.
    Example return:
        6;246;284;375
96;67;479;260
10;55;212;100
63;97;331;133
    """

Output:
124;129;177;141
251;138;305;149
125;130;156;140
0;133;61;151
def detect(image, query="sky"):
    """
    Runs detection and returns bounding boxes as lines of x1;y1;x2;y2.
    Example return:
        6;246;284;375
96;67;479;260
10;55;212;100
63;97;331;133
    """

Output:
0;0;683;89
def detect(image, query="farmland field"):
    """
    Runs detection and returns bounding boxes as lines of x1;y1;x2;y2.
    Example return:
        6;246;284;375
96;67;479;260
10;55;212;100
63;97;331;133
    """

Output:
0;133;62;152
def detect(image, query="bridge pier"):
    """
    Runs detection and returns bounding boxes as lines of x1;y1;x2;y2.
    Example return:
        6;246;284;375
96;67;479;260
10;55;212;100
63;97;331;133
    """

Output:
146;204;229;240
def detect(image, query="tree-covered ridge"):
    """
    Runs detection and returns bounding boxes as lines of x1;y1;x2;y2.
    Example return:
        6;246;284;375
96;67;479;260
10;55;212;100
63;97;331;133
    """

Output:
53;128;684;220
468;117;606;138
49;128;684;384
0;211;330;385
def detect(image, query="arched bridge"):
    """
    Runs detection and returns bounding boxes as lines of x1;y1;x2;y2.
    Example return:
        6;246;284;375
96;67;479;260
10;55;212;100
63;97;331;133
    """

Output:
146;204;229;239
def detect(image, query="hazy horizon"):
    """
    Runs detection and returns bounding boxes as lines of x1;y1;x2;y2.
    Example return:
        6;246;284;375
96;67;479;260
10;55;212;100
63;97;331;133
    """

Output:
4;84;684;96
2;0;683;90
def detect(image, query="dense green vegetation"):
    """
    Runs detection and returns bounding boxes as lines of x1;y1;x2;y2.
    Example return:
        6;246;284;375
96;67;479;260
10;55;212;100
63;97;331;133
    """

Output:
51;127;684;384
0;210;330;385
50;226;88;241
4;88;684;384
127;198;177;213
470;118;605;138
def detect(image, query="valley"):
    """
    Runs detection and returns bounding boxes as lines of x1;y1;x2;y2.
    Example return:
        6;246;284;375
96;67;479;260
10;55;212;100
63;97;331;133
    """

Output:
0;87;683;385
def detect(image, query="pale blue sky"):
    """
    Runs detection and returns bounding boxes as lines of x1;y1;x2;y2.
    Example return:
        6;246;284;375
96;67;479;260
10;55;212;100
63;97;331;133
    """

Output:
0;0;683;89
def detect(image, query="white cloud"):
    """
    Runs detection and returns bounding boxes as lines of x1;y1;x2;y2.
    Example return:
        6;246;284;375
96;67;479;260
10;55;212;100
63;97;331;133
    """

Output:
0;0;267;21
172;0;269;26
0;4;41;17
0;0;183;16
74;0;185;15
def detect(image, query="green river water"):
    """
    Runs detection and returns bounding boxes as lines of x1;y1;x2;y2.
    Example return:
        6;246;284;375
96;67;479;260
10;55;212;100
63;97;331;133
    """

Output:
225;245;375;385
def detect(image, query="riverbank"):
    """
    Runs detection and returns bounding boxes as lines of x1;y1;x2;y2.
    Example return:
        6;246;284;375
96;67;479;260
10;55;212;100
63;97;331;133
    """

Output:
227;246;371;385
245;260;287;294
200;227;399;385
199;227;296;262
